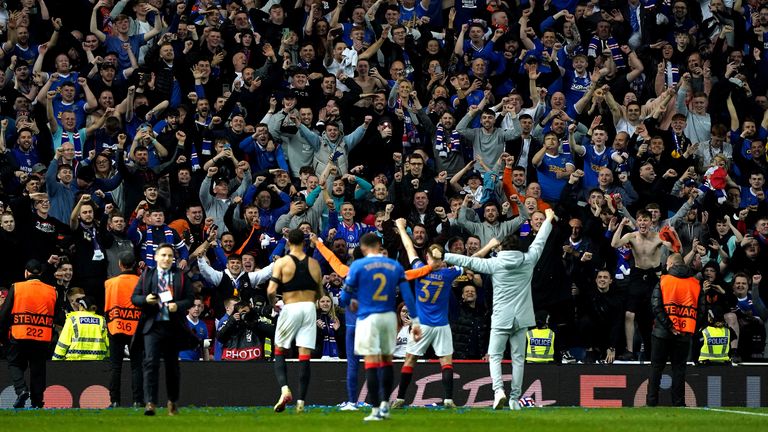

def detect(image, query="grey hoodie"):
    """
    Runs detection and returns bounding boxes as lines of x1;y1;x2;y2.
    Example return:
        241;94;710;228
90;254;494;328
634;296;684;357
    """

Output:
444;218;553;329
298;123;367;175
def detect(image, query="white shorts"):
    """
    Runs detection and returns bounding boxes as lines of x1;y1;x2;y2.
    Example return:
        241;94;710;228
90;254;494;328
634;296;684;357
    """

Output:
354;312;397;356
406;324;453;357
274;302;317;350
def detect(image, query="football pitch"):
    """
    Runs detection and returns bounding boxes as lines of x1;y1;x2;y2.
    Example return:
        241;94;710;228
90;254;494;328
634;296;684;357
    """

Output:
1;406;767;432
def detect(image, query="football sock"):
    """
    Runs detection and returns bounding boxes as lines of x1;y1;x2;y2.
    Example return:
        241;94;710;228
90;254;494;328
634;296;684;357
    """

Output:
397;365;413;399
274;350;288;388
441;364;454;400
298;354;311;400
365;362;380;406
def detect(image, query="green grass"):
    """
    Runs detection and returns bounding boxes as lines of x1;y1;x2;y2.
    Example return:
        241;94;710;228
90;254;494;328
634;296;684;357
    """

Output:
1;406;767;432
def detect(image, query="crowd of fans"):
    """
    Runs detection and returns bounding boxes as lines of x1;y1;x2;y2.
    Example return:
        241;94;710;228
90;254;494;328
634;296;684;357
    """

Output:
0;0;767;364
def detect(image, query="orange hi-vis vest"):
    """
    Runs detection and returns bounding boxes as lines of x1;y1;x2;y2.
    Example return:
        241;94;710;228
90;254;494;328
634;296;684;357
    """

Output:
659;274;701;335
10;279;57;342
104;273;141;336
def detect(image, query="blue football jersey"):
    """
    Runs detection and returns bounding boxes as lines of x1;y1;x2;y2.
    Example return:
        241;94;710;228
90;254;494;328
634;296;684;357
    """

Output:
343;255;417;321
412;261;462;327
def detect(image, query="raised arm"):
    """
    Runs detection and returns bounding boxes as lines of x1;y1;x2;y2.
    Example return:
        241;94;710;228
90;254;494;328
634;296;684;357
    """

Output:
518;9;536;50
394;218;419;263
143;5;164;42
90;2;107;42
611;219;634;248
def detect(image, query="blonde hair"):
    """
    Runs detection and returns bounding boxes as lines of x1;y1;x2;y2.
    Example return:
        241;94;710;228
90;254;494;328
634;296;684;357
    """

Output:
317;294;337;320
427;244;444;261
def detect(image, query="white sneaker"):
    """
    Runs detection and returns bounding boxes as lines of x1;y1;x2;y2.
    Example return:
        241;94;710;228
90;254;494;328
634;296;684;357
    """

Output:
364;408;383;422
509;399;522;410
273;387;292;413
296;400;305;413
493;390;507;410
339;401;358;411
390;398;405;409
378;402;391;419
444;399;456;409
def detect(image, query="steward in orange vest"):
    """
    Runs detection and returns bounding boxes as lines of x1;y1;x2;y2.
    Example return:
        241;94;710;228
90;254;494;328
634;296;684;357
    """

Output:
104;252;145;408
647;253;705;408
0;259;57;409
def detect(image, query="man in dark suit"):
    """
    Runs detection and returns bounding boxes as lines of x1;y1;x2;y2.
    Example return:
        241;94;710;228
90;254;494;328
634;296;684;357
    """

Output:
131;243;194;416
504;113;541;185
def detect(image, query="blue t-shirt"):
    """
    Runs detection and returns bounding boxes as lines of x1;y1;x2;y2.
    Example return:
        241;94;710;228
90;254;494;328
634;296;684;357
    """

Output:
103;34;146;71
563;70;591;108
179;318;208;361
412;260;462;327
740;187;764;208
342;255;415;321
11;43;39;66
582;143;611;190
537;152;574;202
52;98;88;130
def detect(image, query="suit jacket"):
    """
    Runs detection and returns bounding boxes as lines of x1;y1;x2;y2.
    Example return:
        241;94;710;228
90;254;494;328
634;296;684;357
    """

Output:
131;267;194;337
505;136;542;185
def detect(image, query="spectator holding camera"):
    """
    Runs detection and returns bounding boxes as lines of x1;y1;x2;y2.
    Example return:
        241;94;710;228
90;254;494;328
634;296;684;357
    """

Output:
217;300;276;361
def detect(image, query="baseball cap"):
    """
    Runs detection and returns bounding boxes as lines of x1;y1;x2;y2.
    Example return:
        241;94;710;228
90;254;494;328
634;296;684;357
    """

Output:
25;259;44;276
467;171;482;180
31;163;47;174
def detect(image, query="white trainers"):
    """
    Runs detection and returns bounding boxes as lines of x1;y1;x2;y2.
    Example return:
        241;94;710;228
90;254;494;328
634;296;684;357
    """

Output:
509;399;522;411
296;400;305;413
390;398;406;409
364;407;384;422
444;399;456;409
493;390;508;410
378;402;391;419
273;387;292;413
339;401;358;411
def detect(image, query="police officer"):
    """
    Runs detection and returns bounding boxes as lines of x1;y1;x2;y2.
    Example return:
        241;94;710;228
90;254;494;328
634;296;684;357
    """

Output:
0;259;57;408
647;253;705;407
52;296;109;360
698;314;732;364
526;311;555;363
104;252;144;408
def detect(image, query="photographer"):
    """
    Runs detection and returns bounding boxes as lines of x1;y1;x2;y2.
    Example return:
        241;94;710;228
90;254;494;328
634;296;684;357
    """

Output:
217;300;275;361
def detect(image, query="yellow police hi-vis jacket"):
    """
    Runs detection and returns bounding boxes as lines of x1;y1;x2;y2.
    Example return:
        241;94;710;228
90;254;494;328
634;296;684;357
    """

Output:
526;328;555;363
52;311;109;360
699;326;730;362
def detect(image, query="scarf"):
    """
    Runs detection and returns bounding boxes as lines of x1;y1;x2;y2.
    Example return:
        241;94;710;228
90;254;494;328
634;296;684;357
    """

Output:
81;222;104;261
435;123;460;158
519;221;531;237
201;139;212;156
665;62;680;88
396;96;418;154
143;225;175;268
65;130;84;160
190;142;202;171
319;313;339;358
588;36;626;68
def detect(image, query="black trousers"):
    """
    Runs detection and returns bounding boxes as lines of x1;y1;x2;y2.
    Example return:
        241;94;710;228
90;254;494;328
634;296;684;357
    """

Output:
142;322;181;404
647;334;690;407
7;339;50;407
109;333;144;404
